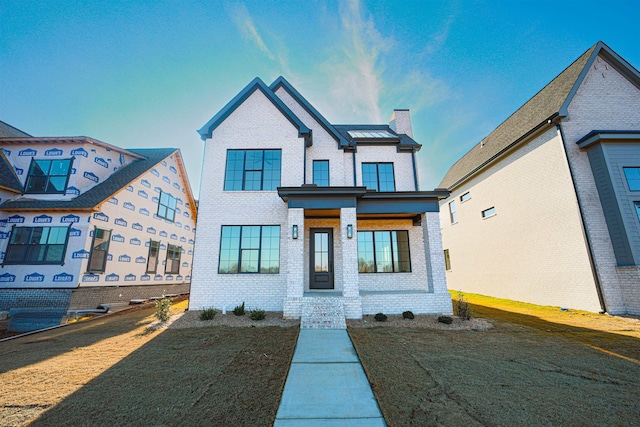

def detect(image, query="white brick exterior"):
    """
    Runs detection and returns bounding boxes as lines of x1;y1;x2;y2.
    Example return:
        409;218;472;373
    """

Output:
190;78;452;318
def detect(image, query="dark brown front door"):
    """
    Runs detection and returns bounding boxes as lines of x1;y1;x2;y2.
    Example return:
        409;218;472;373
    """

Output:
310;228;334;289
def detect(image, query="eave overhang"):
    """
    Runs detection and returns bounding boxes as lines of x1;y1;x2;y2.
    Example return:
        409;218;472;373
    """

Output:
576;130;640;150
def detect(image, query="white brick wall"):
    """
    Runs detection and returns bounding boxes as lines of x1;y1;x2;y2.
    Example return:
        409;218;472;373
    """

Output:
561;54;640;315
356;146;416;191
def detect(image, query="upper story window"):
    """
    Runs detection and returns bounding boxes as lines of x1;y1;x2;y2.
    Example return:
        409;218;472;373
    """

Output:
224;149;281;191
87;227;111;273
624;167;640;191
4;226;70;265
482;207;496;218
362;163;395;192
460;192;471;202
448;200;457;224
24;158;73;194
157;191;177;222
357;230;411;273
313;160;330;186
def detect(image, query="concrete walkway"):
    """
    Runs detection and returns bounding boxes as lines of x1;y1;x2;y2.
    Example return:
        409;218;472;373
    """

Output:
274;329;386;426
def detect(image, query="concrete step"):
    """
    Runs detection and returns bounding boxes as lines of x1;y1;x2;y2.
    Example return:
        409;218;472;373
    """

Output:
301;298;346;330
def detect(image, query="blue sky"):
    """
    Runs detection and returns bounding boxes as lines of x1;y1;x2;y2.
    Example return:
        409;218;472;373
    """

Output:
1;0;638;196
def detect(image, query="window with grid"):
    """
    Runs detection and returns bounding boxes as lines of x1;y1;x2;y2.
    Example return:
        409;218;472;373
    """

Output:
224;150;281;191
24;158;73;194
449;201;457;223
165;244;182;274
219;225;280;273
4;226;70;265
357;230;410;273
87;227;111;272
313;160;330;186
362;163;395;192
147;240;160;273
157;191;177;221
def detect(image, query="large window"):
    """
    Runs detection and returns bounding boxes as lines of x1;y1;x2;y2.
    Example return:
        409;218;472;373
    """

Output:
224;150;281;191
357;230;411;273
87;228;111;272
4;226;70;265
624;167;640;191
219;225;280;273
313;160;330;186
25;158;73;194
147;240;160;273
157;191;177;221
449;201;457;223
165;244;181;274
362;163;395;192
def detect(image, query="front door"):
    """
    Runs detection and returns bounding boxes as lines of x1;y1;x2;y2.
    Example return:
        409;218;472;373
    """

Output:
310;228;334;289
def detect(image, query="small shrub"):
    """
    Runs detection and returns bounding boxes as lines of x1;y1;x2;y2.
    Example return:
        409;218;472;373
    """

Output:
232;302;245;316
454;292;472;321
154;298;172;322
199;308;217;321
374;312;387;322
250;309;266;321
402;311;415;320
438;315;453;324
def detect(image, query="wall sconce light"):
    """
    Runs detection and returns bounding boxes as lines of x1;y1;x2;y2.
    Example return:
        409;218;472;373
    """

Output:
292;225;298;239
347;224;353;239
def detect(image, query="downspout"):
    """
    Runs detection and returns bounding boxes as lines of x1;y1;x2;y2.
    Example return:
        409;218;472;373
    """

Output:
556;123;607;313
411;151;419;191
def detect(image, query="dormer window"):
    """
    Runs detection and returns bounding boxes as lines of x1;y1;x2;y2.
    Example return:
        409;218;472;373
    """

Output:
362;163;395;192
24;158;73;194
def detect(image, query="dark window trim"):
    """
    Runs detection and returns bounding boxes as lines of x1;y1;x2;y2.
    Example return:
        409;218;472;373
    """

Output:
362;162;396;192
146;239;160;273
481;207;496;218
165;244;181;274
444;249;451;271
313;159;330;186
357;230;412;273
3;225;71;266
223;149;282;191
87;227;112;273
24;157;74;195
157;191;177;222
218;225;281;274
460;192;471;202
623;167;640;192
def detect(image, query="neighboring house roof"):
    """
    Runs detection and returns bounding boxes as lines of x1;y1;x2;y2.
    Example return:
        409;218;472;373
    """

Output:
439;41;640;190
0;150;22;193
0;136;145;159
269;76;349;149
333;124;421;152
0;120;31;138
197;77;312;145
0;148;176;211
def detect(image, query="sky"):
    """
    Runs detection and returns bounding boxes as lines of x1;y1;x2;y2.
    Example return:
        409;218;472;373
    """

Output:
1;0;639;197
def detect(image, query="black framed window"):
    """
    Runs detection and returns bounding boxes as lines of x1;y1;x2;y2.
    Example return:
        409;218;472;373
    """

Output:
24;158;73;194
357;230;410;273
157;191;177;221
224;149;281;191
362;163;395;191
147;240;160;273
482;207;496;218
165;244;181;274
4;226;70;265
444;249;451;270
313;160;330;186
87;227;111;272
624;167;640;191
219;225;280;273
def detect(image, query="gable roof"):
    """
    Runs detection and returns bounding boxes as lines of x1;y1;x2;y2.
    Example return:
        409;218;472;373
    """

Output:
0;120;31;138
333;124;421;152
197;77;311;145
269;76;349;149
0;150;22;193
439;41;640;190
0;148;176;211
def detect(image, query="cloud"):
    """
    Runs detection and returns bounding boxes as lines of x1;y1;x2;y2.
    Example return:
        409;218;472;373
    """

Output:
225;1;275;61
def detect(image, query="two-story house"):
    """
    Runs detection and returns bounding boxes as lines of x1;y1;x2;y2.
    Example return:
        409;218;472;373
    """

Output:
190;77;452;322
0;120;197;313
439;41;640;315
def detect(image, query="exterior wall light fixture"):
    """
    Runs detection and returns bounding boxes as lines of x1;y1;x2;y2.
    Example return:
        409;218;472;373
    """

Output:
347;224;353;239
292;225;298;239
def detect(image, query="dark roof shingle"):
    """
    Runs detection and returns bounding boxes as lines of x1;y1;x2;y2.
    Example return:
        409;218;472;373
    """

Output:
0;120;31;138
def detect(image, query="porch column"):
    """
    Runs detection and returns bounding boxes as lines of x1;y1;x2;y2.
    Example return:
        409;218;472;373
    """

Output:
283;208;305;318
422;212;453;314
340;207;362;318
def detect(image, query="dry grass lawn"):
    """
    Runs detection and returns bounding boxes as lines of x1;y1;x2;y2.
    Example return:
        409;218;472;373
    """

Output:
350;292;640;427
0;301;298;427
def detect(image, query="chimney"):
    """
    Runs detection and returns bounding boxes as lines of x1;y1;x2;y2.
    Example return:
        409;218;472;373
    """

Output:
389;109;413;139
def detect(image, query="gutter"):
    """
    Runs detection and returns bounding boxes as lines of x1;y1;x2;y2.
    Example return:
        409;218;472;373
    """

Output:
556;124;607;313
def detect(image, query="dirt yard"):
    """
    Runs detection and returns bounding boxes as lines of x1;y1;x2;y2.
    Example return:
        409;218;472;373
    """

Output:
0;301;298;427
349;293;640;426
